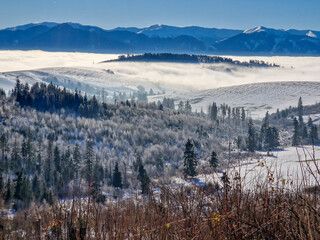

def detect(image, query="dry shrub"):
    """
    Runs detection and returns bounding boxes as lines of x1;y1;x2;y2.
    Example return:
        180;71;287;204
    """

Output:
1;147;319;239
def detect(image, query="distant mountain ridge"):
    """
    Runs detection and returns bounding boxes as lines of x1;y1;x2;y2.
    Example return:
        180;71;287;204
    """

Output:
1;22;320;55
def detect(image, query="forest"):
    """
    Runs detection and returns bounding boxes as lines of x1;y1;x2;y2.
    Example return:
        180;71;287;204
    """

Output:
104;53;280;67
0;80;318;239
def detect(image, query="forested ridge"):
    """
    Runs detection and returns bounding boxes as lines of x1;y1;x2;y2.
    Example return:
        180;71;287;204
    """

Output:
0;80;319;239
105;53;280;67
0;80;249;210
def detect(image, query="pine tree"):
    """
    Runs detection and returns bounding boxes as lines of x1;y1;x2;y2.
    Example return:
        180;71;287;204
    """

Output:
178;101;184;113
85;139;94;182
13;170;32;210
292;117;300;146
137;163;150;195
298;97;303;117
25;135;35;174
0;134;8;162
310;125;318;142
54;145;61;173
209;151;218;170
241;108;246;123
112;162;122;189
4;179;13;205
184;101;192;115
10;139;21;171
32;174;42;202
183;139;198;178
73;143;81;179
44;140;54;186
264;127;280;149
302;126;309;139
308;117;313;128
298;97;304;127
276;109;281;119
247;119;256;152
210;102;218;121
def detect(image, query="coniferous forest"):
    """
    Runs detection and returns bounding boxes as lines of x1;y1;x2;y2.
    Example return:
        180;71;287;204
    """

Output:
0;80;319;239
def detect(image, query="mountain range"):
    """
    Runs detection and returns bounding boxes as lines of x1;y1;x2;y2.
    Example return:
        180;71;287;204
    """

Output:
1;22;320;55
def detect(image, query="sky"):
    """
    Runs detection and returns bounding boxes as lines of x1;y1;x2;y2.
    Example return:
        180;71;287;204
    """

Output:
0;0;319;30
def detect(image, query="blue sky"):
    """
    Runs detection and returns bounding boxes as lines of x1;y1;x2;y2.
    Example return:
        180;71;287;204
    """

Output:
0;0;319;30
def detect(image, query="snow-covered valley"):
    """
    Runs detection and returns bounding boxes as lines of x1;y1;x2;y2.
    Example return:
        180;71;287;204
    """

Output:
1;51;320;118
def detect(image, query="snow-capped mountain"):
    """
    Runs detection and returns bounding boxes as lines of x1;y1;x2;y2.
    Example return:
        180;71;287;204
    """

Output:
114;24;242;44
215;26;320;54
0;22;320;55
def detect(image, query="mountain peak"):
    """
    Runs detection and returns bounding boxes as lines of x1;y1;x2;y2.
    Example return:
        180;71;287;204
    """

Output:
146;24;165;30
307;30;317;38
244;26;269;34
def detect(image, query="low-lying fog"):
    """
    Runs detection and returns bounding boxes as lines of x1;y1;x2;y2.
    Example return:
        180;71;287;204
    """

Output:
0;51;319;92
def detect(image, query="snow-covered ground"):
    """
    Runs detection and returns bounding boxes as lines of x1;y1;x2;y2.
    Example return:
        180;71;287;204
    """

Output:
175;146;320;191
150;81;320;119
1;51;320;118
230;146;320;190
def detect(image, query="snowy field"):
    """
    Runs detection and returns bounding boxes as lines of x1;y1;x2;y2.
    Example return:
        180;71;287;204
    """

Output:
1;51;320;118
150;81;320;119
175;146;320;191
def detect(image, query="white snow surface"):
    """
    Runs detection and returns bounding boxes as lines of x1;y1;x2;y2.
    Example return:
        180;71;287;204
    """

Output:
175;146;320;191
230;146;320;190
150;81;320;119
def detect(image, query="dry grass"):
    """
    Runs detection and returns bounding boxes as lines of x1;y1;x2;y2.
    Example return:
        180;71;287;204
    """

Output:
0;148;319;240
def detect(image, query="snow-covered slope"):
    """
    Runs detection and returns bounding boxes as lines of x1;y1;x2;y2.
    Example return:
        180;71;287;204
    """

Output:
1;51;320;119
190;146;320;189
0;66;167;96
149;81;320;118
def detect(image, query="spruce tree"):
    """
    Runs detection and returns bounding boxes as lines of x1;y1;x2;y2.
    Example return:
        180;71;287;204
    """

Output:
13;170;32;210
4;179;13;205
183;139;198;178
0;134;8;162
298;97;304;127
73;143;81;179
292;117;300;146
310;125;318;142
298;97;303;117
85;139;94;182
137;163;150;195
210;102;218;121
308;117;313;128
112;162;122;189
32;174;42;202
209;151;218;170
10;140;21;171
54;145;61;173
247;119;256;152
44;140;54;186
302;126;309;139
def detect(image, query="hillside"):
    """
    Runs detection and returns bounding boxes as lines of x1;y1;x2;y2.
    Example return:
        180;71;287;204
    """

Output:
149;81;320;118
